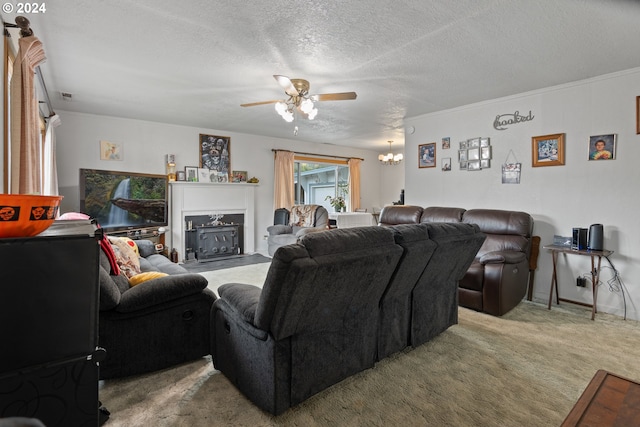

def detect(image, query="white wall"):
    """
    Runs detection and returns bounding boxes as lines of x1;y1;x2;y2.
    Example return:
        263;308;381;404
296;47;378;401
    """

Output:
379;163;405;207
53;110;396;254
405;68;640;320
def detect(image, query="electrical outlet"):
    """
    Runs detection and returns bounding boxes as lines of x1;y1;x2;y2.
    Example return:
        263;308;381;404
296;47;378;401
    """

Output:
576;277;586;287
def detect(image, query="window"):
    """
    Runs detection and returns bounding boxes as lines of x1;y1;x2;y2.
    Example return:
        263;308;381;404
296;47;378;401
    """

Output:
294;157;349;212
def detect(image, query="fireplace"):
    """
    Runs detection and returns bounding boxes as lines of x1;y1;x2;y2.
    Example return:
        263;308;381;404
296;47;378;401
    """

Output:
168;182;256;263
184;214;244;261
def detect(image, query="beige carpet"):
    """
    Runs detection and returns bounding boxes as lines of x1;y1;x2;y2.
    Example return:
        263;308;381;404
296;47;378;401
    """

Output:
99;263;640;426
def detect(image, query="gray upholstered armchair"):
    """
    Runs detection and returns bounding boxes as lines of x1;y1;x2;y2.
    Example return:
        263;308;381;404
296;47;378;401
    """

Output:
266;204;329;256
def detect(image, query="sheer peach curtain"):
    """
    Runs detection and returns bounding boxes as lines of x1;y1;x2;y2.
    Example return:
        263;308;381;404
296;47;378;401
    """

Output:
273;150;295;209
348;158;361;211
10;35;46;194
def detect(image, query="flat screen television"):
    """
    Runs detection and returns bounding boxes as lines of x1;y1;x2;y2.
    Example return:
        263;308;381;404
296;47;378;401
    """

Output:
79;168;168;232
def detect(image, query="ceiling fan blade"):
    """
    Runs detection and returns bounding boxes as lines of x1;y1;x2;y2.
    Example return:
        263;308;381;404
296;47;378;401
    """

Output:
312;92;358;102
240;99;282;107
273;75;299;96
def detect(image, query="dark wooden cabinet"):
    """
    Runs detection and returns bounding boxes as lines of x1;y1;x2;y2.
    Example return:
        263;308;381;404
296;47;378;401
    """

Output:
0;229;101;426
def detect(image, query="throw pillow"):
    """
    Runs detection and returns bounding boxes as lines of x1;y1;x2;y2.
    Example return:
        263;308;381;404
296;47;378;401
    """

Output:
128;271;168;287
290;205;318;227
108;236;141;278
120;237;139;256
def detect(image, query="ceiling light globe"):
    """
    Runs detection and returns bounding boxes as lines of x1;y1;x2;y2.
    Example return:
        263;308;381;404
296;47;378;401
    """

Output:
300;98;314;114
275;102;287;115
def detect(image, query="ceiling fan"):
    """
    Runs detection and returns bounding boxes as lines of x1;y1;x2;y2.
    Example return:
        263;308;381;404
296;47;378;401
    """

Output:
241;75;357;122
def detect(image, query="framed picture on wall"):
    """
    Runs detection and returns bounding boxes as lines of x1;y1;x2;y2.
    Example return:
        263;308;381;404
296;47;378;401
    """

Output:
199;134;230;180
467;147;480;161
532;133;565;167
502;163;522;184
468;137;481;148
99;140;123;161
418;143;436;168
442;157;451;171
467;160;481;171
588;134;616;160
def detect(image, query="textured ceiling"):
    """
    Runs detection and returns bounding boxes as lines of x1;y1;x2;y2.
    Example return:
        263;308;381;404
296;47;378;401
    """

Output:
5;0;640;150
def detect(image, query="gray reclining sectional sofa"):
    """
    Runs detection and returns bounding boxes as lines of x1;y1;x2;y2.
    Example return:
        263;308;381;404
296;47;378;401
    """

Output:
211;224;485;415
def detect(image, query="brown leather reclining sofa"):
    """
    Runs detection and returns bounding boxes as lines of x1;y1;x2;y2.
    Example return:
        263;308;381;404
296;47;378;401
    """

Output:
378;205;534;316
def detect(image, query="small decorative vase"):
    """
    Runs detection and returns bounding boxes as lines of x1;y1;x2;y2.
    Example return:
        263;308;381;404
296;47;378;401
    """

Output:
334;207;341;213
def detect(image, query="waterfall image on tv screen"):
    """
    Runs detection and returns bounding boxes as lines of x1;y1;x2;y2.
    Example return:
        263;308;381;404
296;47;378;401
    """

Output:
79;169;168;232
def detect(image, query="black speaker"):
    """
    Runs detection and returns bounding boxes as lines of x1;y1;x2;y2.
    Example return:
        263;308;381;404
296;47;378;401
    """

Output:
572;228;588;250
588;224;603;251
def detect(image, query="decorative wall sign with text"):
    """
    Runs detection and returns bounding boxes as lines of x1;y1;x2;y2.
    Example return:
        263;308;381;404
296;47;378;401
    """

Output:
493;110;534;130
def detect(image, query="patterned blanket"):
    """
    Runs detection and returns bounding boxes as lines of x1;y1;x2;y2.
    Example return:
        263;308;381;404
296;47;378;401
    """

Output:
290;205;318;227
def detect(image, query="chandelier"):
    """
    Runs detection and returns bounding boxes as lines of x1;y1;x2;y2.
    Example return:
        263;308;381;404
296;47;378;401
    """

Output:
379;141;403;165
274;79;318;122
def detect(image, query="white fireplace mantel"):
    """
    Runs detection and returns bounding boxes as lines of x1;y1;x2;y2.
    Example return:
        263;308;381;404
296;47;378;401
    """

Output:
168;182;257;261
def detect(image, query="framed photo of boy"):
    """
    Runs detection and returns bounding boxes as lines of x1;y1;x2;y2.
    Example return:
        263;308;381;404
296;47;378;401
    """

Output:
588;134;616;160
532;133;565;167
418;143;436;168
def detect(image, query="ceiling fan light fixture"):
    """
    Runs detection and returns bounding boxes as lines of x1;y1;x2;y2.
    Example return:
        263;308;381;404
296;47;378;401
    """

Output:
244;75;356;125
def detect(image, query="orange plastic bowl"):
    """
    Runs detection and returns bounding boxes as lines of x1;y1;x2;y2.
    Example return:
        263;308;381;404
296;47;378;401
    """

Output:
0;194;63;238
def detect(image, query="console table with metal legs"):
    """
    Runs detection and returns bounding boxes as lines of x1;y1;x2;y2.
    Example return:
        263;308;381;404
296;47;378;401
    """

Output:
544;244;613;320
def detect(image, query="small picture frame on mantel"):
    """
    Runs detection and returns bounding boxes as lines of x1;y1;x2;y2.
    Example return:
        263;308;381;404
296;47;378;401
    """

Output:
185;166;199;182
232;170;248;183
